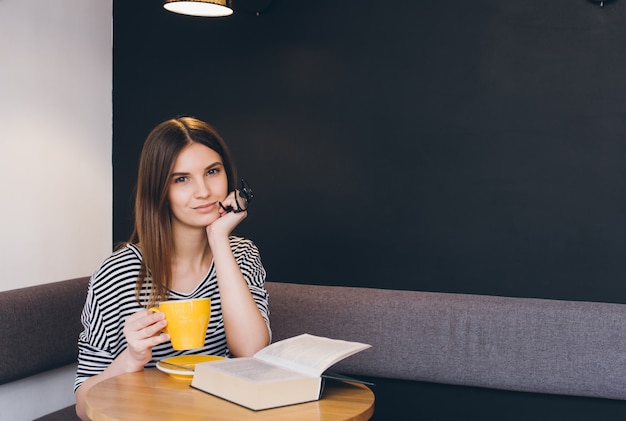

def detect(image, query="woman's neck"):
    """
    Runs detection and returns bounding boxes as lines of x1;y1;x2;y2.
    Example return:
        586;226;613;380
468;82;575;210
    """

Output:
170;227;213;293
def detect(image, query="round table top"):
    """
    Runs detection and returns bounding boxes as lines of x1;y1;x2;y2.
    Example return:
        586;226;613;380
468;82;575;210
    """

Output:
86;368;375;421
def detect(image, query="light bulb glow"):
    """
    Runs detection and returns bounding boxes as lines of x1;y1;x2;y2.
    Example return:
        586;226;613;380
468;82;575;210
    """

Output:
164;1;233;17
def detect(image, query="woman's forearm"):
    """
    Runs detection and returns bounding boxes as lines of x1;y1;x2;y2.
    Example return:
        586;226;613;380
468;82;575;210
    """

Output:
210;236;270;356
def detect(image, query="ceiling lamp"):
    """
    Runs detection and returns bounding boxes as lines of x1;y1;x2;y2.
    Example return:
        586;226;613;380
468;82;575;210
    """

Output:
163;0;233;17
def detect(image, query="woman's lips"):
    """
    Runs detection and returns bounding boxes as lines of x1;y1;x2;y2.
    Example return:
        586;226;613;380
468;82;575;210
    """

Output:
193;202;216;212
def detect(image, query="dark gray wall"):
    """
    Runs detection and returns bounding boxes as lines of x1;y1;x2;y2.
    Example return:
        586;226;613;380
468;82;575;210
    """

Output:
114;0;626;303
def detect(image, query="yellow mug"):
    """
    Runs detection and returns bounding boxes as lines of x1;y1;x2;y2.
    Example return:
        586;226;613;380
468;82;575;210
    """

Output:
149;298;211;350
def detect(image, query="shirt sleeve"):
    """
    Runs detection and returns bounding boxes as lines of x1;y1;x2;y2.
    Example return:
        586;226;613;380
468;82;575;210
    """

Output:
74;246;141;393
232;237;271;337
74;276;117;392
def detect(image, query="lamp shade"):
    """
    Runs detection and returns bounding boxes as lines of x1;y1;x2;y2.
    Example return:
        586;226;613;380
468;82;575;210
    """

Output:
163;0;233;17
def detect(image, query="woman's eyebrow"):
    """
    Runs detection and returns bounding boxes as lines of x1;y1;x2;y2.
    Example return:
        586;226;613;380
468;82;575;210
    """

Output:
170;161;223;178
206;161;224;170
170;170;189;178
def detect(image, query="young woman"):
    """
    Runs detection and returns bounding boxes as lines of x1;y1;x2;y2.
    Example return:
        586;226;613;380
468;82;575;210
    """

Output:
74;116;270;420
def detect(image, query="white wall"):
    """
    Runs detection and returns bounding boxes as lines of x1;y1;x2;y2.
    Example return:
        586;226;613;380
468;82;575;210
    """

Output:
0;0;112;293
0;0;111;418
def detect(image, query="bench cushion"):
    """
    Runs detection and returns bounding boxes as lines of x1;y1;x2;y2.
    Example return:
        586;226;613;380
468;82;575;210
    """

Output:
32;405;79;421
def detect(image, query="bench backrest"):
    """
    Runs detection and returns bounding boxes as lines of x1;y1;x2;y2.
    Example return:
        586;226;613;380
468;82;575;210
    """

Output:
0;277;89;385
3;278;626;401
266;281;626;400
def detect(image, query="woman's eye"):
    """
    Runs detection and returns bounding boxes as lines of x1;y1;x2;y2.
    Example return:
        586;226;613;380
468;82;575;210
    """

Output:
207;168;219;176
174;176;188;183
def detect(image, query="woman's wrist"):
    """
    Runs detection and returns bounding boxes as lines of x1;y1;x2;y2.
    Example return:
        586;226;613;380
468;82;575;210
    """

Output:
119;349;148;373
206;230;230;249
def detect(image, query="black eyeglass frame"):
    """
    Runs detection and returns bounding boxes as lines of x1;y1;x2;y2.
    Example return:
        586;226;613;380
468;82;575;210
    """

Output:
219;178;254;213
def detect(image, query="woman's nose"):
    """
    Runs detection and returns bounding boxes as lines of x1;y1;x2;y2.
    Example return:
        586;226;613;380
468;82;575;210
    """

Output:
194;179;210;198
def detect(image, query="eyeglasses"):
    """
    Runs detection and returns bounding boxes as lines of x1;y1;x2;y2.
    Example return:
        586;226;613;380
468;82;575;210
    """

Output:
219;178;254;213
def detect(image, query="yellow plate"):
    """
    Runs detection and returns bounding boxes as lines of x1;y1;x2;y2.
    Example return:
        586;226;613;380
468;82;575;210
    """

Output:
156;355;225;380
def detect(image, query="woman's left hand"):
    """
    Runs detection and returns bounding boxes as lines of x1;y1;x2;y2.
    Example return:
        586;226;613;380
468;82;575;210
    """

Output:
207;190;248;240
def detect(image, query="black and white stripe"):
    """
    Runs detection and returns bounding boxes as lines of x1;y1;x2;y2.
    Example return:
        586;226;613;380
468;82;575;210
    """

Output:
74;236;270;392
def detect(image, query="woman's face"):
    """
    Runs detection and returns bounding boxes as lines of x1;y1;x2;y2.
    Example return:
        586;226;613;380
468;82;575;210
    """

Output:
167;142;229;231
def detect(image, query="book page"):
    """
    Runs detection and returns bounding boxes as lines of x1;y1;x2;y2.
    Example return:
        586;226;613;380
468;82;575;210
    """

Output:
254;334;370;377
206;357;309;383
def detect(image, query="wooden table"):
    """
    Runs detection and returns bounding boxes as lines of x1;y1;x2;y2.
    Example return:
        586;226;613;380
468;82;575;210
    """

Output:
86;368;374;420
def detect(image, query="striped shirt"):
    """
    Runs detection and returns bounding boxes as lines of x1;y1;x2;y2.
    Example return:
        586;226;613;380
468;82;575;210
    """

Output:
74;236;269;392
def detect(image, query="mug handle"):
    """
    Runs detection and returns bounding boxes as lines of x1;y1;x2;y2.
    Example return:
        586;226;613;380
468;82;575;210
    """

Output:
148;307;168;333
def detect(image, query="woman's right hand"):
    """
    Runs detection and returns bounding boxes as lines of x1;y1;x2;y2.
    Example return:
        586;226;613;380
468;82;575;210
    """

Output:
122;309;170;371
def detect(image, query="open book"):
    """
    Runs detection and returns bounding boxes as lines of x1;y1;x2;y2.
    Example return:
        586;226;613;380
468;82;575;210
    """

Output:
191;333;371;410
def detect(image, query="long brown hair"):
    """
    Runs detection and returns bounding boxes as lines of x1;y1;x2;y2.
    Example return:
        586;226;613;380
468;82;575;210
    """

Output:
129;116;237;307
